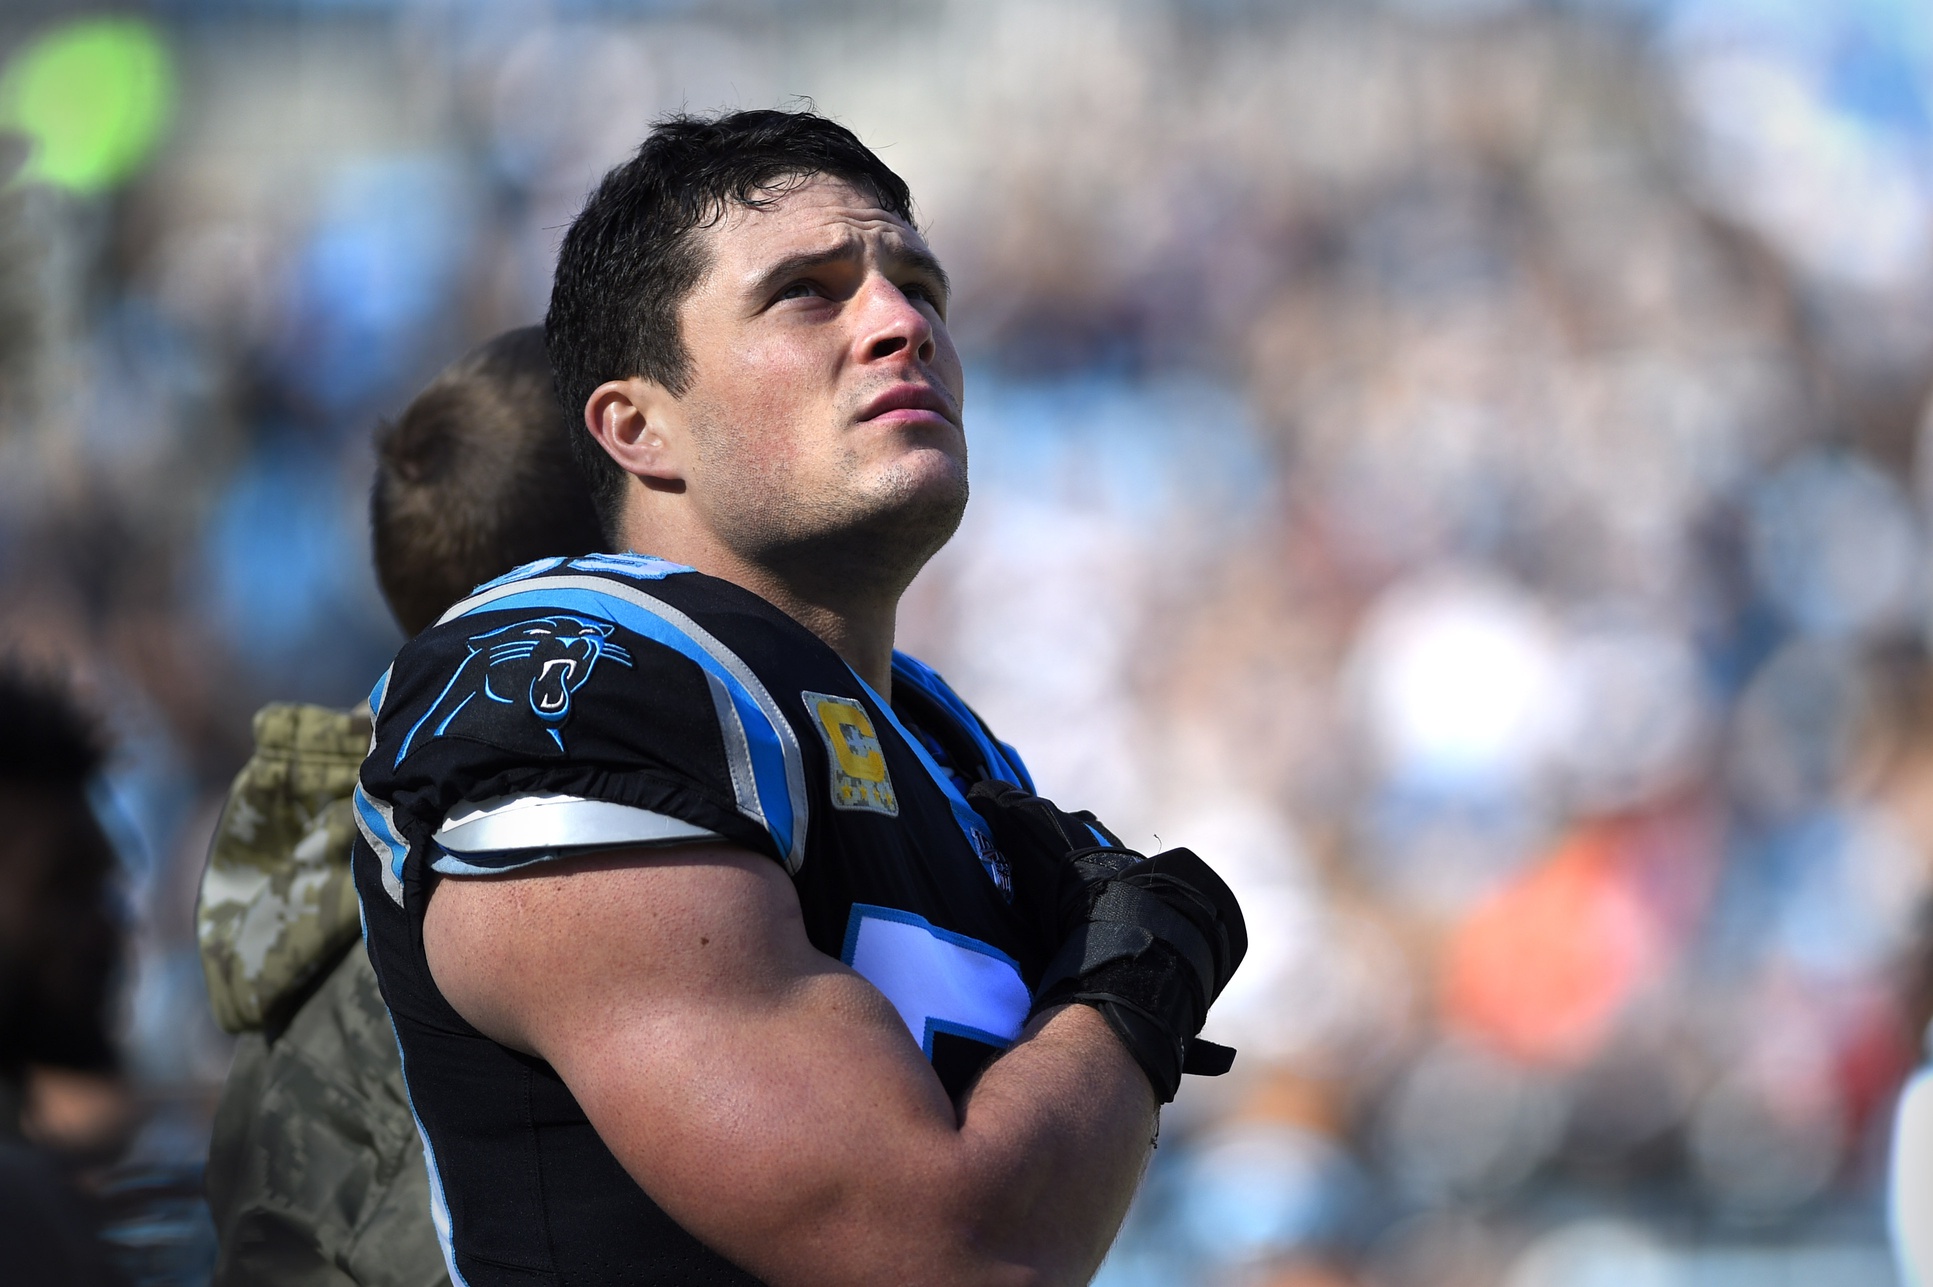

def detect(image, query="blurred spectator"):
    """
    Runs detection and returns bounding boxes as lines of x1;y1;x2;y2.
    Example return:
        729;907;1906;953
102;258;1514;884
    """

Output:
0;661;131;1284
0;664;130;1150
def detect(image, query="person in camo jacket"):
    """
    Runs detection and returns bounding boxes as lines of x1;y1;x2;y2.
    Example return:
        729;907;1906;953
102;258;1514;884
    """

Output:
196;325;604;1287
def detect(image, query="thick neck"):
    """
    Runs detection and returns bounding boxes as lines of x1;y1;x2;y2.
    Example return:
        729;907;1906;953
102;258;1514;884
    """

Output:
617;506;900;702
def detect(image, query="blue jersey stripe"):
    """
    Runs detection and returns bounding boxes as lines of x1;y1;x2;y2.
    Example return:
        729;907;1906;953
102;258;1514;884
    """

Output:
352;783;410;887
460;556;568;604
891;651;1035;791
436;553;692;629
565;552;692;580
368;665;393;721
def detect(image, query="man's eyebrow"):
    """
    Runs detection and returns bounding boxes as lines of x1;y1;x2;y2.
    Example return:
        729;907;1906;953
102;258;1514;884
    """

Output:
748;242;860;299
748;239;951;301
894;245;952;299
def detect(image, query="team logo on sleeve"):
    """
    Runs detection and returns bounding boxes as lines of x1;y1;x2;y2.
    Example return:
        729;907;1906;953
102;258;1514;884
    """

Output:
397;615;632;762
802;692;898;816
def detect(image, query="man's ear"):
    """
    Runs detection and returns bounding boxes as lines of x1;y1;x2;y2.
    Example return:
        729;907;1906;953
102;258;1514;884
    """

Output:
583;377;685;486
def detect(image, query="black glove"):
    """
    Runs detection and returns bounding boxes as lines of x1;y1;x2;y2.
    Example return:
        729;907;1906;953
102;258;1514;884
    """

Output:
1037;847;1246;1102
968;781;1247;1103
966;780;1133;942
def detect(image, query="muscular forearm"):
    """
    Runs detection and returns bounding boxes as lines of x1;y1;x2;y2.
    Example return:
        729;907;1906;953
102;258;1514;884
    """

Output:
941;1004;1157;1283
631;980;1155;1287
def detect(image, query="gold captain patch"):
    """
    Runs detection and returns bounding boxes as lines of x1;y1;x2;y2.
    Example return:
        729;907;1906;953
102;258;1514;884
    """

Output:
803;691;899;816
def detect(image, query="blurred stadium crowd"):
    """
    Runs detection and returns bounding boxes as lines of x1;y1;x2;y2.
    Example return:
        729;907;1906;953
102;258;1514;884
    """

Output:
4;0;1933;1283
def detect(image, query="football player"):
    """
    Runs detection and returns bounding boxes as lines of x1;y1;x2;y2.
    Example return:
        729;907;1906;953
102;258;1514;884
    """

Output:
199;324;1123;1285
354;110;1247;1285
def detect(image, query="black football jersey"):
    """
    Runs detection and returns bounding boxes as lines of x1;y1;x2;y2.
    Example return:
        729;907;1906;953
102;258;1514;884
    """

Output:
350;553;1055;1286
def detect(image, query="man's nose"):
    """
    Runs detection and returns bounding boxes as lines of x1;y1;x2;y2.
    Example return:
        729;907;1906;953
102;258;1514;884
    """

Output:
855;275;937;365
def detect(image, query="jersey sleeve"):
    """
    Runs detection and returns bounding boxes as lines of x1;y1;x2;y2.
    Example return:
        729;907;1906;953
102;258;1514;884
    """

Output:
355;573;809;905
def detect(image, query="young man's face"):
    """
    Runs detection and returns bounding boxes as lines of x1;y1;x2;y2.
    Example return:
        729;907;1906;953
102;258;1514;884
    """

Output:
669;174;968;591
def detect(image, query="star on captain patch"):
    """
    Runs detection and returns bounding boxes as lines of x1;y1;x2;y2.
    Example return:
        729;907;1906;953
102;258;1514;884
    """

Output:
802;691;899;816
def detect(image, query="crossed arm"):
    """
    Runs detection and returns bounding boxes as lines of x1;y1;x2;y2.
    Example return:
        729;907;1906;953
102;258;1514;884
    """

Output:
423;843;1157;1287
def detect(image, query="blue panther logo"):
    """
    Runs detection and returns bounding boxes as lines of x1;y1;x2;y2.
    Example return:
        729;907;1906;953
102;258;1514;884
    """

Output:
397;614;632;762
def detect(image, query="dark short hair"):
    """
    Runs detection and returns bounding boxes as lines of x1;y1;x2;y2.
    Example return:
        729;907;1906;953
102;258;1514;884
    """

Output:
546;109;916;534
371;326;606;636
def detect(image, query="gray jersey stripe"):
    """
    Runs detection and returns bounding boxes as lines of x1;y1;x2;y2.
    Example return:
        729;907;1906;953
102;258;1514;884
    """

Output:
352;787;407;908
701;669;765;837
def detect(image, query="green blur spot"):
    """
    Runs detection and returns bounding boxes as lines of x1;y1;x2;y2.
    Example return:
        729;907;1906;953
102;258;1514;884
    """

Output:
0;18;175;194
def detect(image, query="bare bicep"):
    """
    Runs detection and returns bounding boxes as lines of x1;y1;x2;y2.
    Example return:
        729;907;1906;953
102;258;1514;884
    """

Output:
424;842;833;1048
422;844;962;1270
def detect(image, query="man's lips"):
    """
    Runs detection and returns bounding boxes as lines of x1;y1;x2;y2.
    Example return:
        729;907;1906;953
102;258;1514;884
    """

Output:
857;384;958;428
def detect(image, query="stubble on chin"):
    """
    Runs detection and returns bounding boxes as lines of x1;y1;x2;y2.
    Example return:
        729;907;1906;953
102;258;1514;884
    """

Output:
763;452;968;601
709;437;968;601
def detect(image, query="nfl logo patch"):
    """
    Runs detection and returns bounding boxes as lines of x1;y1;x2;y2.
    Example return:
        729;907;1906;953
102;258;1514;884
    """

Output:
802;692;899;816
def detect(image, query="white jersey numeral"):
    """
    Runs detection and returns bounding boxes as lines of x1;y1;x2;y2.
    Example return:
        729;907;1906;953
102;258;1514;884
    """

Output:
841;904;1030;1056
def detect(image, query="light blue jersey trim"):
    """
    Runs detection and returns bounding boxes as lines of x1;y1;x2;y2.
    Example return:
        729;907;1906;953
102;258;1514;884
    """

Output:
430;848;573;877
388;1014;471;1287
566;552;692;580
345;871;472;1287
890;651;1034;791
442;553;690;616
368;665;393;721
464;556;567;600
441;575;808;873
